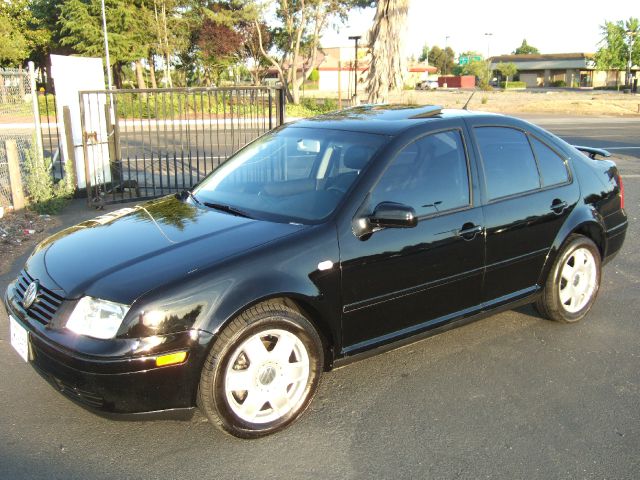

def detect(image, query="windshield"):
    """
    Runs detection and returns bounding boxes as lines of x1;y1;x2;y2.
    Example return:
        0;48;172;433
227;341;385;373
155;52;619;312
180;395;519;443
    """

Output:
192;127;386;223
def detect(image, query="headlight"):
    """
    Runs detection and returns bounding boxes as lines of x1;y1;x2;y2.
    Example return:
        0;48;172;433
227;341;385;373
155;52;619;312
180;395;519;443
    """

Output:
66;296;130;339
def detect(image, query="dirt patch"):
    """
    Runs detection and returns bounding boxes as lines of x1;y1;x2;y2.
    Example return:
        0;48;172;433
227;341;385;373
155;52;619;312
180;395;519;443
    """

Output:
0;209;60;276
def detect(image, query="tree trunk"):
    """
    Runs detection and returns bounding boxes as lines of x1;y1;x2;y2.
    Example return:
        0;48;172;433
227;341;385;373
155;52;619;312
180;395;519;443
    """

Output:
366;0;409;104
148;54;158;89
135;60;147;90
113;63;123;89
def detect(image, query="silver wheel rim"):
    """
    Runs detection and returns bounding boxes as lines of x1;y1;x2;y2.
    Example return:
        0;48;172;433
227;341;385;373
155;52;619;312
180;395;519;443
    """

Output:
224;329;310;424
559;247;598;313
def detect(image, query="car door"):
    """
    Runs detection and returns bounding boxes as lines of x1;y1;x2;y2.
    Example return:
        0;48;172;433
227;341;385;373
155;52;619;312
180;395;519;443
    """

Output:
466;120;580;304
338;126;485;353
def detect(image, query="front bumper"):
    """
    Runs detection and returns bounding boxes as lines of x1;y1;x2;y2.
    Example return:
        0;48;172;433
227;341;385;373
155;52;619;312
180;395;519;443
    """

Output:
5;283;214;415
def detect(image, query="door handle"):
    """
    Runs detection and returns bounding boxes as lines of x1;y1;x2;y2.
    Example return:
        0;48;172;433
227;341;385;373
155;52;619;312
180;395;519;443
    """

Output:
456;223;483;240
550;199;568;214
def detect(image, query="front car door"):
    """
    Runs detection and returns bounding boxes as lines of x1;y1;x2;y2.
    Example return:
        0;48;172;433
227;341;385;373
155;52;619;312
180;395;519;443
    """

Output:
465;119;580;305
338;124;485;354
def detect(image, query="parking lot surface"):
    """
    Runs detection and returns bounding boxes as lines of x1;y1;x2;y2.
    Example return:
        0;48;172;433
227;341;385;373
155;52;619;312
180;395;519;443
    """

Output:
0;116;638;480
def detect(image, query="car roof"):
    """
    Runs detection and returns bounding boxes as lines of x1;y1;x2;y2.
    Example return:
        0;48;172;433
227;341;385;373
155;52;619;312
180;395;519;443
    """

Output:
287;104;506;136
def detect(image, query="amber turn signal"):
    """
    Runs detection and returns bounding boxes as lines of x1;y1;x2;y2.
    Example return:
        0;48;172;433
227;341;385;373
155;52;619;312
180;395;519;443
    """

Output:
155;351;188;367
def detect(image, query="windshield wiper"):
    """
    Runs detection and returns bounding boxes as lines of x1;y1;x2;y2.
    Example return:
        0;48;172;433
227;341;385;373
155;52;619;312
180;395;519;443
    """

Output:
177;189;202;206
203;202;253;219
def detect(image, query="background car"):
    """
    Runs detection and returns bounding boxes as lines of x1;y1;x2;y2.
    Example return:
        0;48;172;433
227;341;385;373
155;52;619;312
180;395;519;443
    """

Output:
6;105;627;438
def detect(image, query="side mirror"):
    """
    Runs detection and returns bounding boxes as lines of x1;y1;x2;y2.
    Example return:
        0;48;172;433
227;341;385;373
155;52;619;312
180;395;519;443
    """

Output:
369;202;417;229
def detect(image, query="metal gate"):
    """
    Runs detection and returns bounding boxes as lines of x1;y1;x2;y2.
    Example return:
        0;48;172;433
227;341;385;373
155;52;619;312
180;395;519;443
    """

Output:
79;86;285;205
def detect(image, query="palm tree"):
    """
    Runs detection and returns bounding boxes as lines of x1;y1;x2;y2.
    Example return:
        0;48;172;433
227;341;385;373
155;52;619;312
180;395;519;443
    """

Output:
366;0;409;104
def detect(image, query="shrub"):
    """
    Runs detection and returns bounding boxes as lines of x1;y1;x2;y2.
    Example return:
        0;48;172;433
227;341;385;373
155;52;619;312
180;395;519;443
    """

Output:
551;80;567;87
308;69;320;83
23;140;75;215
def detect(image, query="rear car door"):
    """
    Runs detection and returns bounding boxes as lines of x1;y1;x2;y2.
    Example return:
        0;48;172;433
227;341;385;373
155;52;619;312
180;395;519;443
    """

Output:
338;125;485;353
466;120;580;305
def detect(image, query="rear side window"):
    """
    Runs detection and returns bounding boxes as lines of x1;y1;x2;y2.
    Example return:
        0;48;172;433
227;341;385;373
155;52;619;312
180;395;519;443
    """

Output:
530;136;569;187
475;127;540;200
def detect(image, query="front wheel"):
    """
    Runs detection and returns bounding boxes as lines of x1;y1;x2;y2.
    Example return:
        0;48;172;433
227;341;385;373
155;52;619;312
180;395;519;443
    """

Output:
197;301;323;438
535;235;601;323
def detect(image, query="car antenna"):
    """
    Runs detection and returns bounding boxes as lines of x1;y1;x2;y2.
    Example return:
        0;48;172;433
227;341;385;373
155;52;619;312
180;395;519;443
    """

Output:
462;89;477;110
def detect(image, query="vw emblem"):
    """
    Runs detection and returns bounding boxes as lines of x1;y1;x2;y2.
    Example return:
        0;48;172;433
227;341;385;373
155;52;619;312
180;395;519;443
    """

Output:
22;281;39;309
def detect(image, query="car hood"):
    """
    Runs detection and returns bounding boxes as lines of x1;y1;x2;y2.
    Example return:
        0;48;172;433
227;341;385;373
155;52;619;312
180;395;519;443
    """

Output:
25;196;304;303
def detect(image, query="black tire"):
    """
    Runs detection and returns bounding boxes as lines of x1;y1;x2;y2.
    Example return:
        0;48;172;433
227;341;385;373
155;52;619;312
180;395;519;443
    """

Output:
197;301;323;438
535;234;601;323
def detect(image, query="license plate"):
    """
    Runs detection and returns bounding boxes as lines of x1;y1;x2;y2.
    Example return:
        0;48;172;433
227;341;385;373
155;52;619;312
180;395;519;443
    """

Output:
9;315;29;362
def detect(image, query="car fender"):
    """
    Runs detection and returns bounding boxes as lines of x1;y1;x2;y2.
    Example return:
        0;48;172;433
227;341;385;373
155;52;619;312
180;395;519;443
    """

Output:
537;204;606;285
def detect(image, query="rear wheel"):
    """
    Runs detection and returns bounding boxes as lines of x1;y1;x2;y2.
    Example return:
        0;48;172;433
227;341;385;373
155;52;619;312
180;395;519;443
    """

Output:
535;235;601;323
197;301;323;438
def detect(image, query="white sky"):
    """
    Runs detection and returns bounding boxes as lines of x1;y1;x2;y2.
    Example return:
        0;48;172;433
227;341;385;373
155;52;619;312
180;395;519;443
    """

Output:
322;1;636;58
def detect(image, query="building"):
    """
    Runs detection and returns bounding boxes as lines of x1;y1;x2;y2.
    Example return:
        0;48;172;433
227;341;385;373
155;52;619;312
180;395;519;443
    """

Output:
489;53;636;88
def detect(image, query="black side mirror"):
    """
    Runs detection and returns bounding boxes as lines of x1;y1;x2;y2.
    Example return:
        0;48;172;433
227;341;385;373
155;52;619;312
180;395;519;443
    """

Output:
369;202;417;229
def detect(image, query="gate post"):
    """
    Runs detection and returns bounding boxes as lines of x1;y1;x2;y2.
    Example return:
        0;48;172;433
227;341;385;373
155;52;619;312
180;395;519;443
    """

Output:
278;87;286;126
28;62;44;161
6;140;26;210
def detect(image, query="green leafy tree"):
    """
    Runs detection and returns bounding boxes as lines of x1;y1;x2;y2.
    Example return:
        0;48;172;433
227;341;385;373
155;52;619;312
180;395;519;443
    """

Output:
428;45;455;75
457;58;491;87
418;43;429;62
595;17;640;87
497;62;518;88
513;39;539;55
0;0;50;67
58;0;153;88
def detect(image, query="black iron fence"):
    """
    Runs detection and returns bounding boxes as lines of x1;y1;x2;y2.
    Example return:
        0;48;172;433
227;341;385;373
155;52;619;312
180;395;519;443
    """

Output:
79;86;285;205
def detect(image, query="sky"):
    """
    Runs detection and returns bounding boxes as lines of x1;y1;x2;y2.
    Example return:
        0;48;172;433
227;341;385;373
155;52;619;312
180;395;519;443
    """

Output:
322;0;636;58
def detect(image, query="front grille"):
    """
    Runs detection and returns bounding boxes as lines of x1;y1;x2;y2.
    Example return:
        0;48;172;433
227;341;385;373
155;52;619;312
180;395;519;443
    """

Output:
15;270;64;325
53;377;105;409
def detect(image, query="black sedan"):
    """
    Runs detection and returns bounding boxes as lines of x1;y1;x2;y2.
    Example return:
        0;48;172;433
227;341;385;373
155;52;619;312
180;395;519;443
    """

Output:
5;105;627;438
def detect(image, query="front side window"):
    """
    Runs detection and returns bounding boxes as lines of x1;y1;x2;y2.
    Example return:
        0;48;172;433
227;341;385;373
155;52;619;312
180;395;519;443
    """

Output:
475;127;540;200
370;130;471;216
193;127;386;223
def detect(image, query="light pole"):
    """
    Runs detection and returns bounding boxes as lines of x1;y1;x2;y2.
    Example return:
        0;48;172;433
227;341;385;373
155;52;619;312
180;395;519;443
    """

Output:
626;30;637;89
100;0;113;91
484;32;493;84
444;36;450;75
348;35;361;102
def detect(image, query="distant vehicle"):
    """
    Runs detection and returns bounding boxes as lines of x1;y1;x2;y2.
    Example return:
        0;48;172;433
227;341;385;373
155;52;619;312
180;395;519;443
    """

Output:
6;105;627;438
416;79;439;90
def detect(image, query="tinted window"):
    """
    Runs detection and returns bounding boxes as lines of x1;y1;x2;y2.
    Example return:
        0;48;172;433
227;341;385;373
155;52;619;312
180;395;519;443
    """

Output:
475;127;540;200
530;137;569;187
371;130;470;216
193;127;385;223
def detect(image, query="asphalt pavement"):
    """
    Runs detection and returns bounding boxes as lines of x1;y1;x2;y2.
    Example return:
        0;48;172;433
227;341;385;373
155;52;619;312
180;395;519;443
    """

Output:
0;116;638;480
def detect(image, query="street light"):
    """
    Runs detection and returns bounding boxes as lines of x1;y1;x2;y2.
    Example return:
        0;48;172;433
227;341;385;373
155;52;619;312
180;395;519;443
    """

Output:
444;36;450;75
484;33;493;84
348;35;362;101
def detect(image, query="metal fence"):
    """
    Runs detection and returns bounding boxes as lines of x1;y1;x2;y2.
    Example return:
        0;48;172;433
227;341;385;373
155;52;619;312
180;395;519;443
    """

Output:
0;68;35;207
80;86;285;205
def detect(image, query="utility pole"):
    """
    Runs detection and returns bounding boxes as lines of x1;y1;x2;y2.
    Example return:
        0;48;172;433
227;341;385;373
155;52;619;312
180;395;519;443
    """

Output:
349;35;361;103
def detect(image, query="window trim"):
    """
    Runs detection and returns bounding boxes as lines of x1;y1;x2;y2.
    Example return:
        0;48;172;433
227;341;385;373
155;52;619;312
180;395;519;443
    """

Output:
472;124;573;204
368;126;474;221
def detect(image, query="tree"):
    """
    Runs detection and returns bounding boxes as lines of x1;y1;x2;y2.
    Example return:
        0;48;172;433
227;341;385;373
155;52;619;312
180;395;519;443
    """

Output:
58;0;153;88
496;62;517;88
0;0;50;68
254;0;372;104
513;39;539;55
418;43;429;63
0;13;29;67
366;0;409;103
595;17;639;87
427;45;455;75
